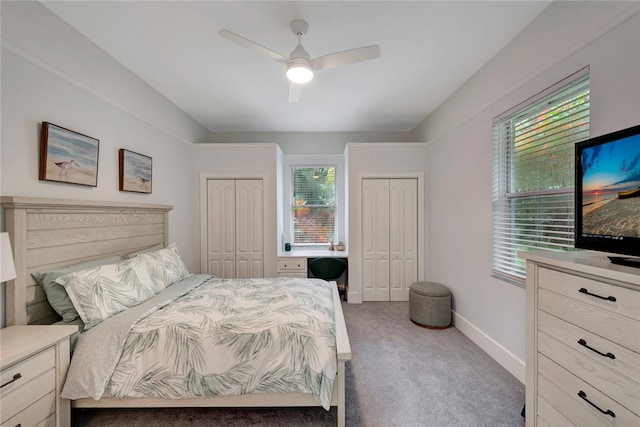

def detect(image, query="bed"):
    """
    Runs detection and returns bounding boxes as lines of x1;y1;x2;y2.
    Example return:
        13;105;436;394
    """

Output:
1;196;351;427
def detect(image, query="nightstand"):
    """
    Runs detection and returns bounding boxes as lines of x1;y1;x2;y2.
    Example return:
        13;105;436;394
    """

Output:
1;325;77;427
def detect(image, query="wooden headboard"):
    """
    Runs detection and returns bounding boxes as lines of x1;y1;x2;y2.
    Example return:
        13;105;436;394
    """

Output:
1;197;173;326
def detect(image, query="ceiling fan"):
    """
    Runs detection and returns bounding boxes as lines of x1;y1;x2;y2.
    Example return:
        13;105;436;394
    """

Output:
219;19;380;103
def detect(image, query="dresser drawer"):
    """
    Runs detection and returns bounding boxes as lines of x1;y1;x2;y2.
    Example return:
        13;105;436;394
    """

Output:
538;354;640;426
538;267;640;320
1;391;55;427
538;310;640;383
539;288;640;352
537;396;573;427
538;330;640;414
277;259;307;272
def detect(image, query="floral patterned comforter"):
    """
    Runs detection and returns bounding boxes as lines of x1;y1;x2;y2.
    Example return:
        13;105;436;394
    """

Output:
61;275;337;409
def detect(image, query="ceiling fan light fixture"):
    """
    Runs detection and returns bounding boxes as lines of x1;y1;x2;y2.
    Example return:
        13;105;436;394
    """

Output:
286;60;314;84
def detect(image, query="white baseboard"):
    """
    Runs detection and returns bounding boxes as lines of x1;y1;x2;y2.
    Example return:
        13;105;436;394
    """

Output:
452;310;525;384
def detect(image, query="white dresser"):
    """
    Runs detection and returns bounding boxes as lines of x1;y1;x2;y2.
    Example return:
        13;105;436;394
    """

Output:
521;250;640;427
0;325;77;427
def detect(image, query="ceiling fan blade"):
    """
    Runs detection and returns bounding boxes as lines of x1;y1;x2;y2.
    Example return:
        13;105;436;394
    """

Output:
219;29;288;64
311;45;380;70
289;82;303;103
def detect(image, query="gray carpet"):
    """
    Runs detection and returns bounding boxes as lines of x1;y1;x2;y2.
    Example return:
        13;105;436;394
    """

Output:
72;302;525;426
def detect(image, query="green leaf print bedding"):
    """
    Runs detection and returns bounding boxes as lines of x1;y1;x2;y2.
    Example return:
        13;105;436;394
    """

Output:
61;275;337;409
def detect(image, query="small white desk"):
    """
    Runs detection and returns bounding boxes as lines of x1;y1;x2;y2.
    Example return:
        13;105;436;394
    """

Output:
277;249;348;258
276;251;349;299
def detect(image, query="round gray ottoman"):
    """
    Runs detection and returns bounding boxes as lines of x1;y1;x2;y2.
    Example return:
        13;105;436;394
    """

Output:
409;281;451;329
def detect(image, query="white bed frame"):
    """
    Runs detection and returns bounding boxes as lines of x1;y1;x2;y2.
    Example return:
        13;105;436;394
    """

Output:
1;196;352;427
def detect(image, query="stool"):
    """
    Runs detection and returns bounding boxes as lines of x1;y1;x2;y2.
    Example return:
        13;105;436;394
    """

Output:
409;281;451;329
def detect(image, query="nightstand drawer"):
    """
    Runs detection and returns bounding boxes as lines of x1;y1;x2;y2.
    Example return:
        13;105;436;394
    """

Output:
0;346;55;395
0;368;55;423
277;259;307;272
1;391;55;427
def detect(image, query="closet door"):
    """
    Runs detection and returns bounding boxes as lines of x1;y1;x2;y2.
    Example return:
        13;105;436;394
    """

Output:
235;179;264;278
389;179;418;301
207;179;236;278
362;179;390;301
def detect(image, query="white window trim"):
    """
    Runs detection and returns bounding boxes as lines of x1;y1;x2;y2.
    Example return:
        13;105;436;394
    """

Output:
492;67;590;286
283;154;345;249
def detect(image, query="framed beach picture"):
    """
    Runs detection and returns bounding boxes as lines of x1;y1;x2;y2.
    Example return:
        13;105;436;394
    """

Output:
39;122;100;187
119;149;152;193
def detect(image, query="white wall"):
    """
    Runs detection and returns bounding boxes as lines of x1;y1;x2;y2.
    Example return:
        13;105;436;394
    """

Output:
211;131;416;154
0;2;211;326
190;143;280;278
413;1;640;382
346;142;429;303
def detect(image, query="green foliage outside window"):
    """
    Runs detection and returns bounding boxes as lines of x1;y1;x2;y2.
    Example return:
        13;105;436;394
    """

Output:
292;167;336;244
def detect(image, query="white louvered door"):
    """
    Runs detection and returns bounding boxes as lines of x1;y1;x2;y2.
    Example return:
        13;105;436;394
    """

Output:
207;179;263;278
389;179;418;301
207;179;236;278
235;179;264;278
362;178;417;301
362;179;390;301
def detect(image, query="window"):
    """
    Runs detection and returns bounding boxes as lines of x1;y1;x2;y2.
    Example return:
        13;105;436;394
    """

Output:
283;155;344;249
492;69;590;285
291;166;336;244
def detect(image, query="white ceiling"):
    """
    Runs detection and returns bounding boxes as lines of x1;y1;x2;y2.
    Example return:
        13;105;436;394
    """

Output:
41;1;550;134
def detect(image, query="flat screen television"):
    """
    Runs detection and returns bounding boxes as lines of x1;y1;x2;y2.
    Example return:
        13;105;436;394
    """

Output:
575;123;640;267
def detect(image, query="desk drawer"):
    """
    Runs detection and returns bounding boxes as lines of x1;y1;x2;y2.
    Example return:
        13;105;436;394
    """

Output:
277;259;307;272
538;267;640;320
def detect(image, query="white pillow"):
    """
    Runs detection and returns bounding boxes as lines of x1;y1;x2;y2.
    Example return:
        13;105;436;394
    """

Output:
55;257;161;330
136;242;189;287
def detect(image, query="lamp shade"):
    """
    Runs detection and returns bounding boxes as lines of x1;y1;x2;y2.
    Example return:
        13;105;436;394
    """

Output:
1;232;17;282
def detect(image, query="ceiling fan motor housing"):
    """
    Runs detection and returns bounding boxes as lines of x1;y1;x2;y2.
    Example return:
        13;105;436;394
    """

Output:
290;19;309;36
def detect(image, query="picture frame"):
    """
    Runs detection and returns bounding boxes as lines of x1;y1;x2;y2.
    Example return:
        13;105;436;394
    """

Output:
119;149;152;194
39;122;99;187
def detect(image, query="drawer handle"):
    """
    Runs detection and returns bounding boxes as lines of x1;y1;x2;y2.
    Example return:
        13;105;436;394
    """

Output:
578;339;615;359
578;390;615;418
578;287;616;302
1;373;22;389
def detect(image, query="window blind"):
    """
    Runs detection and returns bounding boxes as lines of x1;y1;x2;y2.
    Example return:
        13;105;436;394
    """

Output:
291;167;336;244
492;71;590;284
